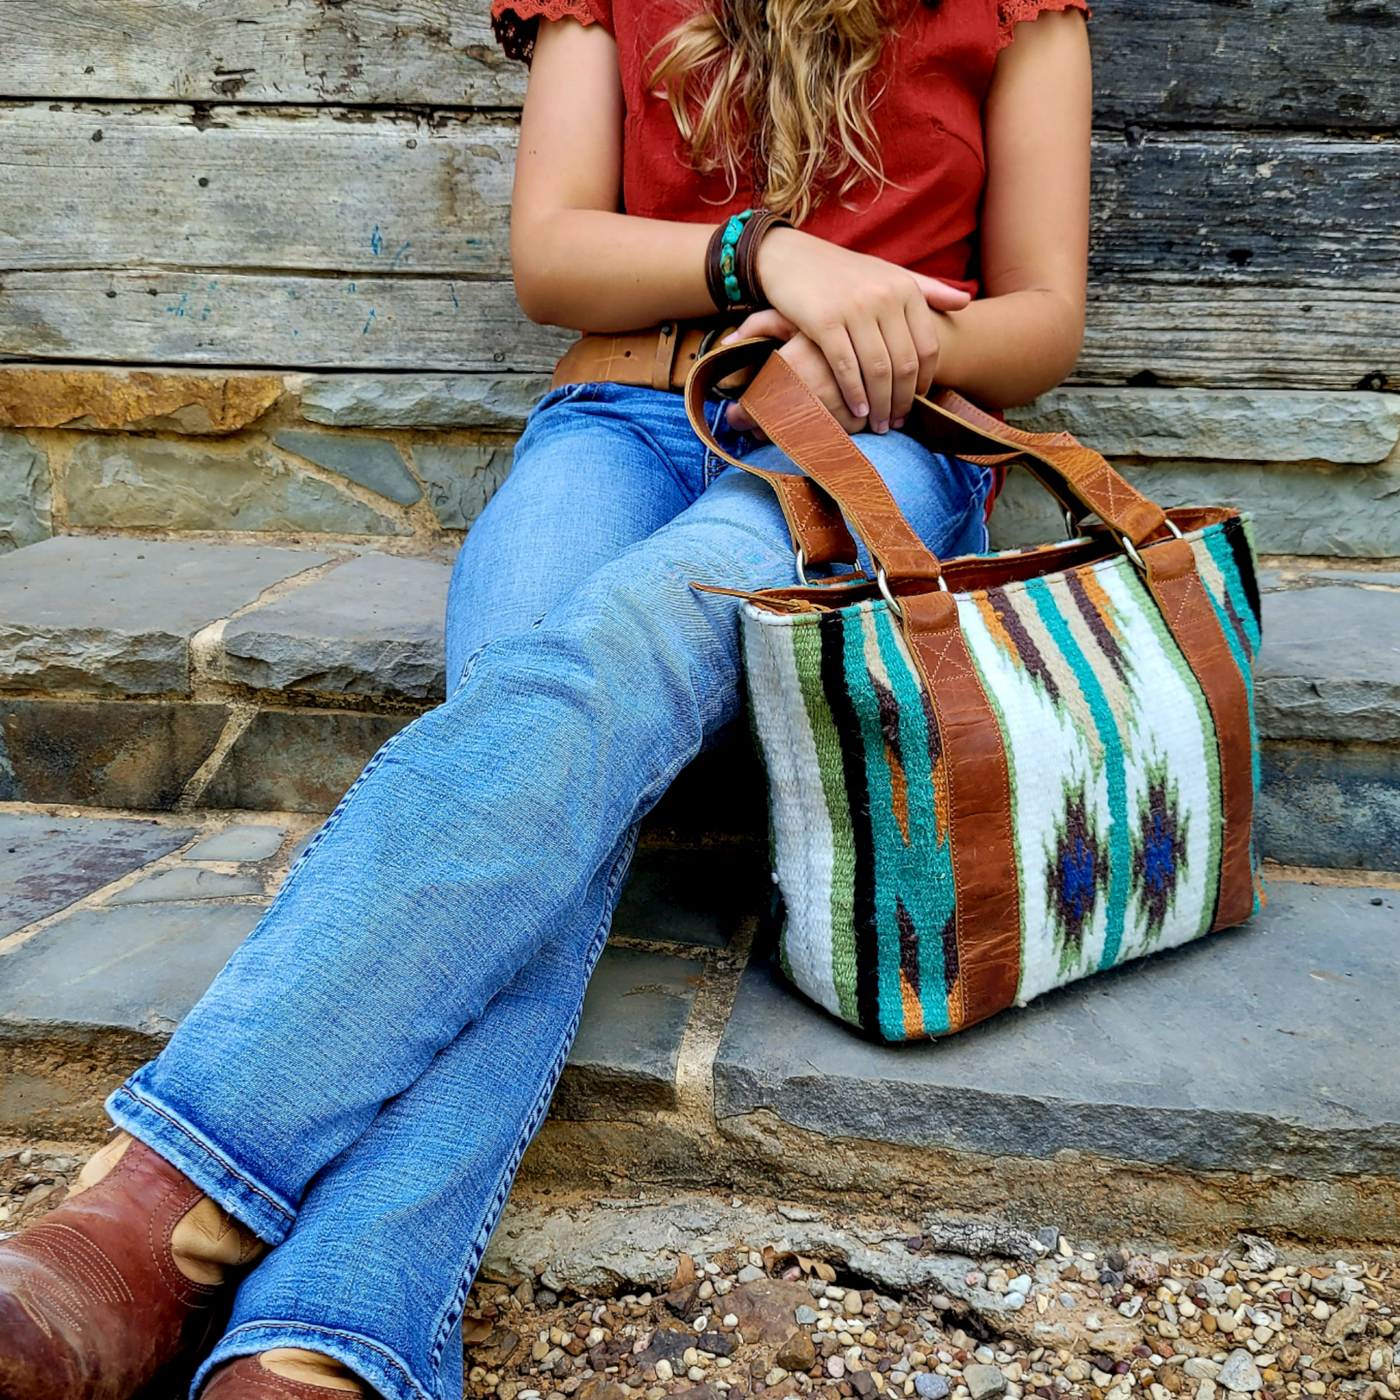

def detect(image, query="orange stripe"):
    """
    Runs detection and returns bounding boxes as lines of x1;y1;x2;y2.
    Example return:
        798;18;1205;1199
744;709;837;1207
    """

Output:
973;590;1020;663
1077;569;1126;645
899;970;926;1040
886;740;911;844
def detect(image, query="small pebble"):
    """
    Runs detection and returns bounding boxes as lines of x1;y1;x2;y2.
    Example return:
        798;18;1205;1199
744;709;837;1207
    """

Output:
965;1365;1008;1400
1216;1351;1262;1393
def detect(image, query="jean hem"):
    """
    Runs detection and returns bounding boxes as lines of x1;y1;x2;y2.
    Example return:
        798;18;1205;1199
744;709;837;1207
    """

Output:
192;1322;430;1400
106;1082;296;1246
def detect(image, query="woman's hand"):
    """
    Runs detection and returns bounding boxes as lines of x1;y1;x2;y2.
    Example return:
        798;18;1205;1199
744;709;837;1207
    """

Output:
726;229;971;434
722;323;868;434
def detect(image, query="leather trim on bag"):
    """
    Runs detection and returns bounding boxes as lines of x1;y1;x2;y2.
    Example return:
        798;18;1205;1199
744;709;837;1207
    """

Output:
902;591;1023;1028
1143;538;1256;930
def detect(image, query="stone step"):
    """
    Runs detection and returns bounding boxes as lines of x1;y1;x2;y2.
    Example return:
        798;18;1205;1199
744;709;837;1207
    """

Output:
3;535;1398;868
0;808;760;1135
0;807;1395;1245
3;368;1400;558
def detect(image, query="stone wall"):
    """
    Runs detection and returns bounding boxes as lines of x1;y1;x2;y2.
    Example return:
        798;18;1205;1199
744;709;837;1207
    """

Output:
0;367;527;554
3;367;1398;560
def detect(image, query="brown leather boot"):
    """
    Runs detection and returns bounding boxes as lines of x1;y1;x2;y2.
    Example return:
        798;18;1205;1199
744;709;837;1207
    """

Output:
0;1133;264;1400
202;1352;370;1396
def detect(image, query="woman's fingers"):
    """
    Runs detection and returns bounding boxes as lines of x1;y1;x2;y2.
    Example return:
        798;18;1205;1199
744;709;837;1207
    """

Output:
810;323;869;422
784;337;867;432
721;309;797;344
882;306;922;428
849;317;896;433
907;300;944;397
910;272;973;311
724;399;758;432
788;340;868;432
726;334;866;434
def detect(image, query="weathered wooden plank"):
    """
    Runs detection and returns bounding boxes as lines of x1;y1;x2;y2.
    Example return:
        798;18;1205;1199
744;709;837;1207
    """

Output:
1089;0;1400;132
1;0;1395;129
1075;287;1400;391
1;273;1394;389
0;104;515;276
3;106;1396;290
0;0;527;107
0;272;572;372
1090;135;1400;286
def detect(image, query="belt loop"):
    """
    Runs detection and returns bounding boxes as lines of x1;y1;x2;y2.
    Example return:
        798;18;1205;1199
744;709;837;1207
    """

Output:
651;321;679;393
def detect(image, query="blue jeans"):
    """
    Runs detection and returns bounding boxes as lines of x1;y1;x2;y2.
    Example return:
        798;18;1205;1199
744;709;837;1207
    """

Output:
107;383;992;1400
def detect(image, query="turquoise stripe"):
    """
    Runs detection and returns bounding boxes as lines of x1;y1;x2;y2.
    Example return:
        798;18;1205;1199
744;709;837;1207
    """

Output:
1203;526;1262;656
1198;528;1262;813
1025;577;1132;969
873;611;955;1035
841;610;908;1040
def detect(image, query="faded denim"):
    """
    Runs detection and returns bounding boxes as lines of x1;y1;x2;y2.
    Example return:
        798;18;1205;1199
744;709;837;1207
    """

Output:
107;383;992;1400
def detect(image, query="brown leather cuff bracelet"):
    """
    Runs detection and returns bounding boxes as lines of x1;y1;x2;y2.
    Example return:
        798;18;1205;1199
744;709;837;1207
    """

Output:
705;208;792;315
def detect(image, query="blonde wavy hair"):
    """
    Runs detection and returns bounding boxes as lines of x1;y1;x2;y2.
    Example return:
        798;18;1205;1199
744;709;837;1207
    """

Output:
649;0;917;224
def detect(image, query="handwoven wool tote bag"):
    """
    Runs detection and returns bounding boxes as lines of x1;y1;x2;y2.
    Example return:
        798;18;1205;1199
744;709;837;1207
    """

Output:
685;340;1262;1043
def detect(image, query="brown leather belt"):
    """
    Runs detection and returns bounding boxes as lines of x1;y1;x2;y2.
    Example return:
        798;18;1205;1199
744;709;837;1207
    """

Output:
555;318;1010;523
552;319;750;395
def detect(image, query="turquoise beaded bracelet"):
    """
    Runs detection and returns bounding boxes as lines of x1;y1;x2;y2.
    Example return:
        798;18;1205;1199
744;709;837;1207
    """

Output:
704;207;789;315
719;209;753;306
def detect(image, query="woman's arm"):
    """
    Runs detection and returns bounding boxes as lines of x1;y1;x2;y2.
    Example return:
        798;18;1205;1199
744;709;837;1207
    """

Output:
509;19;717;330
509;8;1087;427
729;7;1091;418
931;6;1092;407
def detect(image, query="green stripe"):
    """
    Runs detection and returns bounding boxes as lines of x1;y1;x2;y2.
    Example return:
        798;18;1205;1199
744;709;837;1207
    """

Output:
1199;527;1262;802
1026;576;1132;969
790;620;859;1025
1203;524;1262;655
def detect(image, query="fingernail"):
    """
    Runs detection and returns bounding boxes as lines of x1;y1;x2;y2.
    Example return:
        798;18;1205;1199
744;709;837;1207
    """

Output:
874;421;889;435
892;417;906;430
720;332;738;344
856;403;869;418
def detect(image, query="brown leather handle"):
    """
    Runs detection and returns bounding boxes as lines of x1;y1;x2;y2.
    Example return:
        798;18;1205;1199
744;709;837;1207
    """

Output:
685;338;861;569
687;339;1174;566
739;352;947;580
911;390;1168;545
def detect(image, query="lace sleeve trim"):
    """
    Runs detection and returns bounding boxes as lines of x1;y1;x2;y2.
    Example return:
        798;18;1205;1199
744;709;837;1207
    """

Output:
996;0;1089;51
490;0;603;65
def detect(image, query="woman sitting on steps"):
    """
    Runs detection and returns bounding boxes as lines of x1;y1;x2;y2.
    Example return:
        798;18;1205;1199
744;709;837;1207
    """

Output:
0;0;1090;1395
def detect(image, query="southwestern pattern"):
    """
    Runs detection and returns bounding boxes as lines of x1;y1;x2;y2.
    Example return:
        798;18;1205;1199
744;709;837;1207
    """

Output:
744;515;1262;1043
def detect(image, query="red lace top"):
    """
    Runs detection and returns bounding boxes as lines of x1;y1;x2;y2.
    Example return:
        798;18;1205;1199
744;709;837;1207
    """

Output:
491;0;1088;294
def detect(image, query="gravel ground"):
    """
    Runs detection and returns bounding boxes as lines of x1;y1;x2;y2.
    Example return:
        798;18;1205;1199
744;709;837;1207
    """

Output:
459;1237;1399;1400
4;1142;1397;1400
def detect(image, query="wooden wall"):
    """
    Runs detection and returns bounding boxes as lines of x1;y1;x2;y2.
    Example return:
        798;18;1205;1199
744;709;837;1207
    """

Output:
0;0;1395;389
